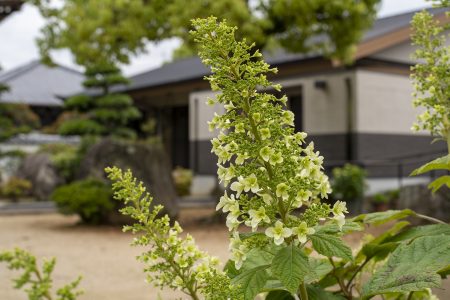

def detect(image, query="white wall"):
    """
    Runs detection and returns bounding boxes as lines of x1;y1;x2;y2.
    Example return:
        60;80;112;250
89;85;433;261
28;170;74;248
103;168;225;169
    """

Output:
355;70;425;135
188;90;223;142
276;71;353;135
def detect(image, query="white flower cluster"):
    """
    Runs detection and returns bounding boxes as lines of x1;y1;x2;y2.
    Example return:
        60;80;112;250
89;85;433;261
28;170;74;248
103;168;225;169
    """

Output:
193;17;348;270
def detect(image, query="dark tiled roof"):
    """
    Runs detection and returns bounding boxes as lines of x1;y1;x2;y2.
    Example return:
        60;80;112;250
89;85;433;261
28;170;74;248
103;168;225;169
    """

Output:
125;7;447;92
125;7;448;93
0;60;83;106
0;0;23;22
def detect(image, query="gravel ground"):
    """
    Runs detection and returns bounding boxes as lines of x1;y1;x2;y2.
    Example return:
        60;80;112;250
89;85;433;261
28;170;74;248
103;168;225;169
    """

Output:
0;210;448;300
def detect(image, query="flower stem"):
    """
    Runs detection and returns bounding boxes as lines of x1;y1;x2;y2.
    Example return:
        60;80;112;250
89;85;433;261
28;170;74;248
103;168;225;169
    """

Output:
299;282;308;300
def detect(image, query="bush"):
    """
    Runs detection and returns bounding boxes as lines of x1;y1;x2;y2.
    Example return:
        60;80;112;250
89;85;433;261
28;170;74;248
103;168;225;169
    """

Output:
0;103;41;141
51;179;113;224
0;177;32;201
331;163;367;203
172;166;193;196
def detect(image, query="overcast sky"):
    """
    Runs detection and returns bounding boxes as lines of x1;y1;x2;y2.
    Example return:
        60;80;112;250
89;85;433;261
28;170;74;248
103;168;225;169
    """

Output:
0;0;432;76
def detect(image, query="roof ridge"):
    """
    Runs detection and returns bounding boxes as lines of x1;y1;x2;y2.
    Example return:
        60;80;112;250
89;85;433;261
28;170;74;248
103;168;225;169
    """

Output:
0;59;41;82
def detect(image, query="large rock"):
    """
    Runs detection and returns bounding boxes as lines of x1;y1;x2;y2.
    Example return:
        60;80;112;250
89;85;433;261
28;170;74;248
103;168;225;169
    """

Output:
78;138;179;218
397;184;450;223
16;153;64;201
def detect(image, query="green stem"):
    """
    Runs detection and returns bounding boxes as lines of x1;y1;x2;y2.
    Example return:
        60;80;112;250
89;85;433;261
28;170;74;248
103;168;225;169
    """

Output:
299;282;308;300
407;291;414;300
329;258;352;299
346;258;370;290
415;213;447;224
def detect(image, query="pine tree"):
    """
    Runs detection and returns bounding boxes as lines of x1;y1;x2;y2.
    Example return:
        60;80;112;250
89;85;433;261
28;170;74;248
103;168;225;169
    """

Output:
59;63;141;138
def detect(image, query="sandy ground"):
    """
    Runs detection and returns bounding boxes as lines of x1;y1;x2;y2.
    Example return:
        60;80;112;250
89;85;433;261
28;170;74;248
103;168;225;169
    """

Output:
0;210;448;300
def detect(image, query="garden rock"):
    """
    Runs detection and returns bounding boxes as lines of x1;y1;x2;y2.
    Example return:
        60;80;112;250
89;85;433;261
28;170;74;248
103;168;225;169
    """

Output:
77;138;179;218
16;153;64;201
397;184;450;223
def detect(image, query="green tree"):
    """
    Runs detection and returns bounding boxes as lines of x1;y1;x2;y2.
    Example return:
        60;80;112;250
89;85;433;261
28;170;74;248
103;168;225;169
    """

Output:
0;78;41;141
410;2;450;192
59;63;141;138
32;0;381;66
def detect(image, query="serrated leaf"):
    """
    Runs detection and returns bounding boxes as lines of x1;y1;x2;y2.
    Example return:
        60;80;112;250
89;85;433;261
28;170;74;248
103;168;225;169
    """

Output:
387;224;450;243
271;244;310;294
428;175;450;193
266;290;295;300
362;235;450;297
352;209;414;226
305;258;333;284
310;234;353;261
410;155;450;175
315;221;364;235
241;247;275;272
232;265;270;300
306;285;346;300
361;242;399;261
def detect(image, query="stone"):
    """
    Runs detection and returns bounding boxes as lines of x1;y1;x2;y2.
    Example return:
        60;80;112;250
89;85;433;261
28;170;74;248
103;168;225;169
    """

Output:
397;184;450;223
77;138;179;218
16;153;64;201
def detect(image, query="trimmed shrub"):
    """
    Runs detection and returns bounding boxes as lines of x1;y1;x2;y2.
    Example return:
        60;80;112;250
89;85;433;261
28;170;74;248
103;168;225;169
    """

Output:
51;179;113;224
0;177;32;201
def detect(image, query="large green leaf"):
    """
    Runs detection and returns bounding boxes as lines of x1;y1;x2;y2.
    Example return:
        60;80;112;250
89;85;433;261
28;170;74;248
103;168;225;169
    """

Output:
362;235;450;298
271;244;310;294
304;258;333;284
310;233;353;261
306;285;346;300
352;209;414;226
224;259;240;278
315;221;364;235
428;175;450;193
232;265;270;300
410;155;450;175
242;247;275;272
387;224;450;243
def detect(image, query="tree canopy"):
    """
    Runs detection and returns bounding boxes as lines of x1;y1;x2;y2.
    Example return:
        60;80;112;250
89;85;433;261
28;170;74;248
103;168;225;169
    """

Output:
31;0;381;68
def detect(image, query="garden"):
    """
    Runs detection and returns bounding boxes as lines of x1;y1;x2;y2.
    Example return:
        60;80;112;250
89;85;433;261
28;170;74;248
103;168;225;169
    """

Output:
1;0;450;299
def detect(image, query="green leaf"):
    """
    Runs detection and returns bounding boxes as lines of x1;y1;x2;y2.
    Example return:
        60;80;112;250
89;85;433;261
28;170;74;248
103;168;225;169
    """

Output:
361;242;399;261
438;265;450;278
410;155;450;175
223;259;240;278
306;285;346;300
362;235;450;297
315;221;364;235
271;244;310;294
232;265;270;300
242;247;276;272
266;290;295;300
356;221;409;261
352;209;414;226
310;234;353;261
304;258;333;284
428;175;450;193
387;224;450;243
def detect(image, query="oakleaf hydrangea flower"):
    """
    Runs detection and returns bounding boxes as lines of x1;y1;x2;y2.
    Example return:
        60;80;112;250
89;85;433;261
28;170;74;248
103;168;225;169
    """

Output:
265;221;292;245
292;222;315;243
332;201;348;229
276;183;290;201
246;206;270;231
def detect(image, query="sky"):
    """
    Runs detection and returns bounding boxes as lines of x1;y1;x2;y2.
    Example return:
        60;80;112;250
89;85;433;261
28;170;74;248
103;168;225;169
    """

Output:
0;0;433;76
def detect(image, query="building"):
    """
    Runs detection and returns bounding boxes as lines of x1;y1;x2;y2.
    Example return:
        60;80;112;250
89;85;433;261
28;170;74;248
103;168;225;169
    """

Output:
0;60;84;126
122;8;448;185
